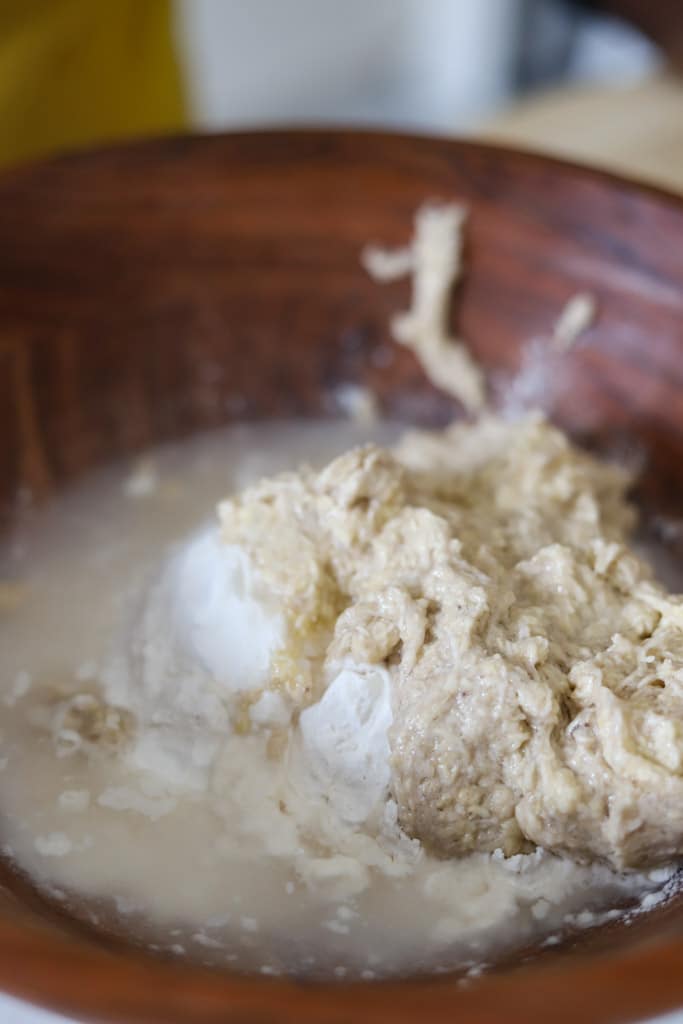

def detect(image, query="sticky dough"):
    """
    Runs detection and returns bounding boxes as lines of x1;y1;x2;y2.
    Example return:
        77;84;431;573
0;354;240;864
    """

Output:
219;413;683;870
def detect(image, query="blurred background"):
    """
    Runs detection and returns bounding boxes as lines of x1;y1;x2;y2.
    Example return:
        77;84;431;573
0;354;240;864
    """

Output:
0;0;681;188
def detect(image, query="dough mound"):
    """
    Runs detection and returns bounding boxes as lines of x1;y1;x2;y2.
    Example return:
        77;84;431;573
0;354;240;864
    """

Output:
219;415;683;870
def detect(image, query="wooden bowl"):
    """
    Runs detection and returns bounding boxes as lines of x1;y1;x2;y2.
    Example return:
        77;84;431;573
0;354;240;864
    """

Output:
0;130;682;1023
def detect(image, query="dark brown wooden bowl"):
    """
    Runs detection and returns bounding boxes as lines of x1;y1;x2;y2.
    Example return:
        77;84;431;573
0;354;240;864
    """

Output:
0;130;682;1024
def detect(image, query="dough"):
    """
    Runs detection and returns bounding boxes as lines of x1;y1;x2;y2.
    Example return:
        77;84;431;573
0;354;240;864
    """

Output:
219;414;683;870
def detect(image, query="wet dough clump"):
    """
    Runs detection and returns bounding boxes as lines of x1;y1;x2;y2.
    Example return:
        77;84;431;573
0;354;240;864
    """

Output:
219;414;683;870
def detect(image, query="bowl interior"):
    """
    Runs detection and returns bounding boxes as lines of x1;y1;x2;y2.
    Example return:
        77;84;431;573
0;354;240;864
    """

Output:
0;130;682;1023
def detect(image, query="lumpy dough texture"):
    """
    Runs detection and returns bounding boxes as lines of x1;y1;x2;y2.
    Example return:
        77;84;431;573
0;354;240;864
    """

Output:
218;415;683;870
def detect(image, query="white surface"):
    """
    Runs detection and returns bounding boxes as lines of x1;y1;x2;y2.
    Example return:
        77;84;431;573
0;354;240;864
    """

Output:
0;994;74;1024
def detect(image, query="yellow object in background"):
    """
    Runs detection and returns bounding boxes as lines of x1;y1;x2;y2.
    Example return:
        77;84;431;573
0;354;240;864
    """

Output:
0;0;186;167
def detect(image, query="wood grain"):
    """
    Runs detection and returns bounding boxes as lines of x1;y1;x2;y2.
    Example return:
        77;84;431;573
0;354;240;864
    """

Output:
0;130;682;1023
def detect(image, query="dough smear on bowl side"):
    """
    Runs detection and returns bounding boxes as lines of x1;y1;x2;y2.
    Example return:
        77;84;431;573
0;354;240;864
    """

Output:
362;202;597;415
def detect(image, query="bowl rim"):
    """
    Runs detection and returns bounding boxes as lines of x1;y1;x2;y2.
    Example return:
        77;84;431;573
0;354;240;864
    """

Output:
0;127;682;1024
3;120;683;208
